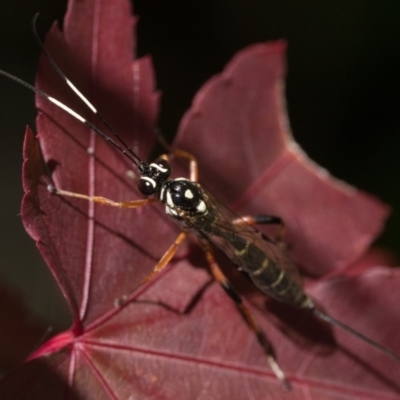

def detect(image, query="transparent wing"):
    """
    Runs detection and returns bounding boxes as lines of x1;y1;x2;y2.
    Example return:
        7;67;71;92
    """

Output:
181;186;303;288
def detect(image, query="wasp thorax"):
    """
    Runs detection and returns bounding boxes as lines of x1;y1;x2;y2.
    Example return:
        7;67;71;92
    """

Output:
138;159;171;196
163;179;207;215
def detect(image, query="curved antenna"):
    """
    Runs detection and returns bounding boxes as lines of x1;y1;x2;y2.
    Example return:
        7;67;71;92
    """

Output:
310;307;400;362
31;13;143;167
0;68;143;169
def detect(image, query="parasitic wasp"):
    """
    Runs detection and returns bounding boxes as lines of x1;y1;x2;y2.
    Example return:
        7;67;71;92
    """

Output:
1;13;400;390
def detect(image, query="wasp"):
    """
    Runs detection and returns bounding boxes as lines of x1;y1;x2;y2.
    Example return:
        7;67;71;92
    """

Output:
1;14;399;390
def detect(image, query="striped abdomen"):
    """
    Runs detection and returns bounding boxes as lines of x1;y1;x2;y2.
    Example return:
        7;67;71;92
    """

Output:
229;234;312;309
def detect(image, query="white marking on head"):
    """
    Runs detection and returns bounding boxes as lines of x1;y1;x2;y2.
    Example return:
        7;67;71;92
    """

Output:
197;200;207;213
150;163;168;173
184;189;194;199
175;178;189;181
141;176;156;188
166;191;174;207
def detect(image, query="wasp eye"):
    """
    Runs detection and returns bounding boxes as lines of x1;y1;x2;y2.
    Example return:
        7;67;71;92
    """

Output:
138;178;156;195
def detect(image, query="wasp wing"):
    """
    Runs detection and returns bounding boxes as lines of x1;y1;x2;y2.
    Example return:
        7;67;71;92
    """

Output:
181;186;303;290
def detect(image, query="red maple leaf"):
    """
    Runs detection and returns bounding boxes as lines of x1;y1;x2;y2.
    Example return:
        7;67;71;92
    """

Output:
1;0;399;398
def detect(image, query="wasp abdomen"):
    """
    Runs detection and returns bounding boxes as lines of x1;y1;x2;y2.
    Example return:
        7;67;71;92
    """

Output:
231;235;312;308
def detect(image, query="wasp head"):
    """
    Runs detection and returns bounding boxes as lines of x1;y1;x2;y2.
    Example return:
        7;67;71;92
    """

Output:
138;159;171;196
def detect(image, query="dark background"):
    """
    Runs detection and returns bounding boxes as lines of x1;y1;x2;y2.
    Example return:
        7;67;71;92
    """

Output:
0;0;399;369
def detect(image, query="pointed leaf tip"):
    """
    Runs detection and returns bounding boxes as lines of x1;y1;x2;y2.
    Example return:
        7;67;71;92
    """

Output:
175;41;389;277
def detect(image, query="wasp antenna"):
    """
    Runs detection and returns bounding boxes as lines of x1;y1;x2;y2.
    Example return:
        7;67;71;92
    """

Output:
0;68;142;168
310;307;400;363
31;13;143;166
154;128;172;152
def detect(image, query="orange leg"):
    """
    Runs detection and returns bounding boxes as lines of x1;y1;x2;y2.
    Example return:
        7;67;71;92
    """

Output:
114;231;189;307
48;184;157;208
140;231;188;284
50;183;189;299
159;149;199;182
233;214;286;243
200;240;290;390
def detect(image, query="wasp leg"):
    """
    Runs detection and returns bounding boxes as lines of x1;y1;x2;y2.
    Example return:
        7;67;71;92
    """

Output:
152;129;195;172
233;215;286;243
159;149;198;182
115;231;188;306
201;240;291;390
48;185;157;208
141;231;188;284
